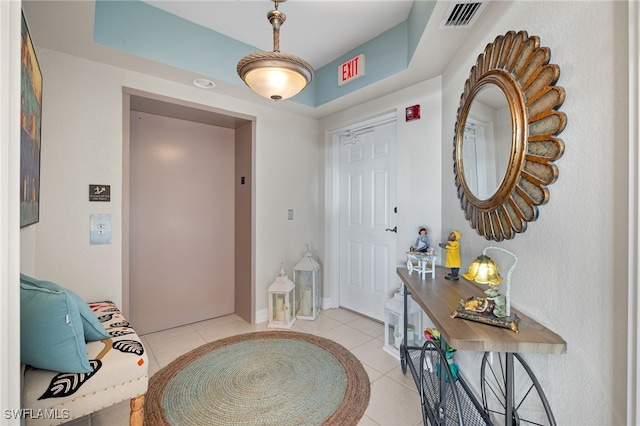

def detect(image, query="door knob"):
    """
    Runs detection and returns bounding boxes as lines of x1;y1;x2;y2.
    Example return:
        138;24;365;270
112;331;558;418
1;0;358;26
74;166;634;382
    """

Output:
385;226;397;233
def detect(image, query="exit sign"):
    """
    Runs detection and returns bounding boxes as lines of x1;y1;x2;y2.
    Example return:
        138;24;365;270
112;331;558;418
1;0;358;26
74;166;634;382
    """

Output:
338;54;365;86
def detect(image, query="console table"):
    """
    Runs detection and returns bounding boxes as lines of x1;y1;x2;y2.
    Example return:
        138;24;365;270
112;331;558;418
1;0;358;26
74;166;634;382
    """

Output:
397;266;566;426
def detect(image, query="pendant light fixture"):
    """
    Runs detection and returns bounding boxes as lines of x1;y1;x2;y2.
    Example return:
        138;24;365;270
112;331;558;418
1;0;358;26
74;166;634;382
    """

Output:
236;0;313;101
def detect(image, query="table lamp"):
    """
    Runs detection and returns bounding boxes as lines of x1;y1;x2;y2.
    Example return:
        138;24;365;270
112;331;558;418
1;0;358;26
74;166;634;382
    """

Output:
452;246;519;332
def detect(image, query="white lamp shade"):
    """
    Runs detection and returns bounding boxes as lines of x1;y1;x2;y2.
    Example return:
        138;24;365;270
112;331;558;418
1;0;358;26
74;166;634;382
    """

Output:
237;51;313;101
244;67;307;100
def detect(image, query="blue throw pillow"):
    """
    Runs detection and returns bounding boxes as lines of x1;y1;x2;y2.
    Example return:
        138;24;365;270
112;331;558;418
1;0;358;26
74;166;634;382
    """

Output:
20;274;110;342
20;282;93;373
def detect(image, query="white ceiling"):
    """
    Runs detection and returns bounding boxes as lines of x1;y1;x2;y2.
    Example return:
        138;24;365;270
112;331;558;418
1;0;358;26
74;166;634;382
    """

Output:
143;0;415;70
21;0;507;119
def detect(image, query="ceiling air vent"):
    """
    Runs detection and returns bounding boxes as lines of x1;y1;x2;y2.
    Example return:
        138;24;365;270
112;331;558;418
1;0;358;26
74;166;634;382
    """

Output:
439;1;488;29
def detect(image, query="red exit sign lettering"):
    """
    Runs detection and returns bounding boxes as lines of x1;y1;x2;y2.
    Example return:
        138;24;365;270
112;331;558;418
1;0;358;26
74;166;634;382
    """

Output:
338;54;365;86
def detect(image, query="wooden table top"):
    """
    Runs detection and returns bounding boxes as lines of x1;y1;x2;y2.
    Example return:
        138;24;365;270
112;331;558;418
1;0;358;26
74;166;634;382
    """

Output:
397;266;567;355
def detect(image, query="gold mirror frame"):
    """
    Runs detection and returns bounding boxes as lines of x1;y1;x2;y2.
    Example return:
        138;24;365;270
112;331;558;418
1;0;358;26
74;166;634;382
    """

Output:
454;30;566;241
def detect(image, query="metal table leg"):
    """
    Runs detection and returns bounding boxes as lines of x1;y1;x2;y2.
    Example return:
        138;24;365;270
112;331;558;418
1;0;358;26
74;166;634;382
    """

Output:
506;353;514;426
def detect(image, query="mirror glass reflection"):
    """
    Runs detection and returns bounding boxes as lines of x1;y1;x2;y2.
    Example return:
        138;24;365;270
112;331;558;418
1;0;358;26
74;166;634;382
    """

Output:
461;85;512;200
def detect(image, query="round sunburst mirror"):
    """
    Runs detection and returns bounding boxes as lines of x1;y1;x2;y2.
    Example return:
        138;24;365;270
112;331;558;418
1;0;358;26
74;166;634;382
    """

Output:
454;30;566;241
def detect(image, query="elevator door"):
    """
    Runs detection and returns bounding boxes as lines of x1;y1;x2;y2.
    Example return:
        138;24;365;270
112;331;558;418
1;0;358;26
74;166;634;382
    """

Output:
129;111;235;335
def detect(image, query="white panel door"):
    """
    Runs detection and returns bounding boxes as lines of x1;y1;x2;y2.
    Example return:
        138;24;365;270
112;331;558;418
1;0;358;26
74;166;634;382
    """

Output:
339;120;397;321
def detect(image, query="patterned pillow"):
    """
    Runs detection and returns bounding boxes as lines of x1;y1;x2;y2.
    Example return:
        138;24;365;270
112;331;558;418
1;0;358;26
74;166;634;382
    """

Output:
20;274;110;342
20;282;93;373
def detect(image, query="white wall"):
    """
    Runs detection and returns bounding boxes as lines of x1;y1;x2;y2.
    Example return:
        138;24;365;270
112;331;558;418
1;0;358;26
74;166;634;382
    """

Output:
319;77;443;297
441;1;627;424
628;3;640;423
19;48;320;321
1;1;24;420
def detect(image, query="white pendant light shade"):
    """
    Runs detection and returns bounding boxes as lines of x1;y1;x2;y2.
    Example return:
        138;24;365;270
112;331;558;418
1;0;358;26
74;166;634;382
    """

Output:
237;52;312;101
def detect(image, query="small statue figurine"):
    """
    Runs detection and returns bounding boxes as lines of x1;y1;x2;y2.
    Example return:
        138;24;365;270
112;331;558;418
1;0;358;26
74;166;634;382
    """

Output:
439;230;461;281
410;226;430;253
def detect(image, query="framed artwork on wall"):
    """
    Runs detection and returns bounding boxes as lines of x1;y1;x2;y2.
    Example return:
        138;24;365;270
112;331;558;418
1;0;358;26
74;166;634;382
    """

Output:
20;11;42;228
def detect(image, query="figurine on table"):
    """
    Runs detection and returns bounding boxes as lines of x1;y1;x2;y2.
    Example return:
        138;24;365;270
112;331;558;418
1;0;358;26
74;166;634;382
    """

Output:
410;226;430;253
439;230;461;281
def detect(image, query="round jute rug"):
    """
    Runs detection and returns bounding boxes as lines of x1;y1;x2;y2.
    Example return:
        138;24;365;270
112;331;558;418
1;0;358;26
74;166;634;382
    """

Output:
145;330;370;425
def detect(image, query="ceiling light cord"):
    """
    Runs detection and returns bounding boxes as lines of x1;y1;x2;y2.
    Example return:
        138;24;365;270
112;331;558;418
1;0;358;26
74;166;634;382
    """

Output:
268;4;285;52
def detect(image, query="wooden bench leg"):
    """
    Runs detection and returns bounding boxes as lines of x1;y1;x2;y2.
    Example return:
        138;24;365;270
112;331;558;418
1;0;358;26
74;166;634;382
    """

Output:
130;394;145;426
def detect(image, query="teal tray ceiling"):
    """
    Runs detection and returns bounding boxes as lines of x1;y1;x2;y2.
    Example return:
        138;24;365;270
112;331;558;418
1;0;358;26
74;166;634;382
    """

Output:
94;0;436;107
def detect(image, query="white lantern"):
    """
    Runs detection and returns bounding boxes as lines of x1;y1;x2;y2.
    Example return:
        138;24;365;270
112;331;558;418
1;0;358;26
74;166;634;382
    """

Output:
268;267;296;329
293;249;321;320
383;288;423;359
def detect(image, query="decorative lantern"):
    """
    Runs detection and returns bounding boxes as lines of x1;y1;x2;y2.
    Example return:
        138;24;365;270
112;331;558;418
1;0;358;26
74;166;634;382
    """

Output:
268;266;296;329
383;287;423;359
293;248;321;320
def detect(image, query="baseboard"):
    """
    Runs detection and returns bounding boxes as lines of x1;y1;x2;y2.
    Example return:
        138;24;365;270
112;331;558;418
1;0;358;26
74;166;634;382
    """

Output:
321;297;335;310
255;308;269;324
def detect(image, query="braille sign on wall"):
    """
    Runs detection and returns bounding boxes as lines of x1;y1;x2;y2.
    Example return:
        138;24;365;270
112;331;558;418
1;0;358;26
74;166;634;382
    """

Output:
89;185;111;202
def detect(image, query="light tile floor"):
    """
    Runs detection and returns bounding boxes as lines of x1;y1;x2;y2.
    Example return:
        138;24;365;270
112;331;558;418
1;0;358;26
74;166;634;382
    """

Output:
64;308;423;426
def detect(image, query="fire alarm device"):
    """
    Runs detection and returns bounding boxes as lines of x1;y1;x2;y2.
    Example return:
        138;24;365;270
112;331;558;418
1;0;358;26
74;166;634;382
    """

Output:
406;104;420;122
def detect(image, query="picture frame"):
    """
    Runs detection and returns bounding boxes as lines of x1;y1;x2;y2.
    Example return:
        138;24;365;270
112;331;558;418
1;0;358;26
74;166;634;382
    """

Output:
20;11;43;228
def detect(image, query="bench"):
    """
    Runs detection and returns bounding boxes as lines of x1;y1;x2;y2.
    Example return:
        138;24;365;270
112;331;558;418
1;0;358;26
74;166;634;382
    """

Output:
22;300;148;425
